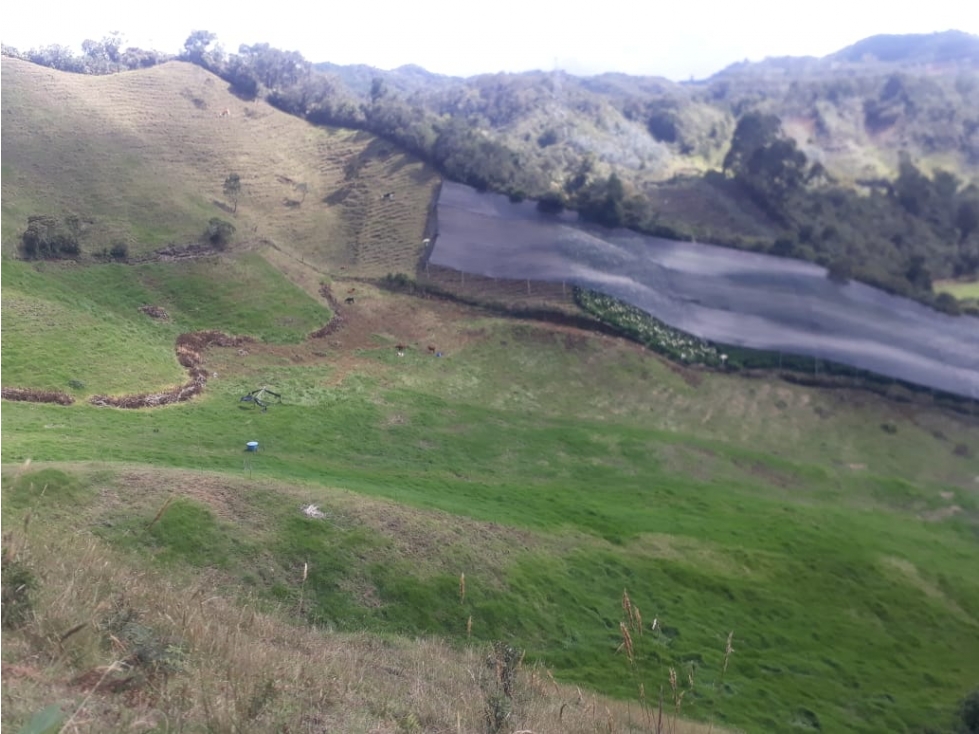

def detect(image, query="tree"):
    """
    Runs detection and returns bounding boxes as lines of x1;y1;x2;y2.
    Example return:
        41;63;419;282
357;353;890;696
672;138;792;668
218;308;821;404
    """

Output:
223;174;241;213
723;112;781;175
905;254;933;291
827;257;854;284
723;112;807;222
894;155;932;216
578;174;626;228
183;31;218;65
956;199;979;241
370;77;387;104
536;192;565;214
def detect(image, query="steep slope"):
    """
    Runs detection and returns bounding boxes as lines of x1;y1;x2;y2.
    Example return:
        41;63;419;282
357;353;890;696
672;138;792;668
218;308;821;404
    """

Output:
1;57;439;276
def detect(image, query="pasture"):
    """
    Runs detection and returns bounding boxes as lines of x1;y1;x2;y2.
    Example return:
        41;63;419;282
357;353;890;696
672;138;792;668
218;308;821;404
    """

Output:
936;278;979;301
4;261;979;733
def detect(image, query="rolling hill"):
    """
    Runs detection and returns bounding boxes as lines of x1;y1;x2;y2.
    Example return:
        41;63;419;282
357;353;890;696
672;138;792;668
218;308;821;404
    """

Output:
1;56;438;276
3;56;979;734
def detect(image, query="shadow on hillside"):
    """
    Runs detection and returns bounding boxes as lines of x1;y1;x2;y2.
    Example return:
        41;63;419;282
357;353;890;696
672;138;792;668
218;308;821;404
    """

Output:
226;85;259;103
211;200;235;215
282;198;302;209
410;166;437;184
387;155;413;175
323;187;353;205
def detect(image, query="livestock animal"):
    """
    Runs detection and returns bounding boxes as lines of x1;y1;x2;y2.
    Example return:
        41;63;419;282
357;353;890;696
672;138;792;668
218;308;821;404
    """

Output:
219;108;231;117
427;345;437;354
395;344;407;357
345;297;355;304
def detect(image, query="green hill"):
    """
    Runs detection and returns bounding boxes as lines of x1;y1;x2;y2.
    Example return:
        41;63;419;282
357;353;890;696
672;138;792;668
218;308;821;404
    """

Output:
0;56;438;276
3;57;979;734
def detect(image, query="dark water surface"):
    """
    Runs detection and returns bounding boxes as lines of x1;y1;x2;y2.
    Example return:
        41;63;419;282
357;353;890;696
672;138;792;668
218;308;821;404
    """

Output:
430;182;979;398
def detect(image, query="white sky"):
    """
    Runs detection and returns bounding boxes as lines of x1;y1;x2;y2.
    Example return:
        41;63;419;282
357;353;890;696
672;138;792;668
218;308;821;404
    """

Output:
2;0;977;80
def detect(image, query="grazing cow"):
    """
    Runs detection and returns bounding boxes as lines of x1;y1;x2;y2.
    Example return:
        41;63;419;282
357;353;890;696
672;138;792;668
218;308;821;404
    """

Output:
427;345;437;354
382;192;394;200
219;108;231;117
345;297;355;304
347;288;356;294
395;344;407;357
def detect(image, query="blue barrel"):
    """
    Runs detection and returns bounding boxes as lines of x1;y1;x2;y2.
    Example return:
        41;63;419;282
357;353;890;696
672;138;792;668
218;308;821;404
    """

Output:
246;441;259;452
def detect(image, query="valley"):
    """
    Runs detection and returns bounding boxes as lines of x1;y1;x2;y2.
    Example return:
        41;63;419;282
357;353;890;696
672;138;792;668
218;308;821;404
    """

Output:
2;52;979;734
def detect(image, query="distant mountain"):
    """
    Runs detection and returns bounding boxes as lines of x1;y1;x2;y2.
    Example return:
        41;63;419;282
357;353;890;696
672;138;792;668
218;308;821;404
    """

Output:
829;30;979;66
313;60;458;97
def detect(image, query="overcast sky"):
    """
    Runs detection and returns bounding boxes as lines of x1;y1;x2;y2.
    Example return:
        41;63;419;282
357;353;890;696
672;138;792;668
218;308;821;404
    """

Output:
3;0;977;80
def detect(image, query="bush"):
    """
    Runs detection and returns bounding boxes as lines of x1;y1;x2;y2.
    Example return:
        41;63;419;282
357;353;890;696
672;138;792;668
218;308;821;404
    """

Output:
960;688;979;734
205;218;236;249
827;257;854;284
110;242;129;260
536;192;565;214
1;548;36;629
20;215;81;259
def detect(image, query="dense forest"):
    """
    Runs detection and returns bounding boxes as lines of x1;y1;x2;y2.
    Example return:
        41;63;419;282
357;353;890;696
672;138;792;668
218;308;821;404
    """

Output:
3;30;978;311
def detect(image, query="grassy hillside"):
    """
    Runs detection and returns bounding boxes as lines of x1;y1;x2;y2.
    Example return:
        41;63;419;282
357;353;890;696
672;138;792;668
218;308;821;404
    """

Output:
4;279;979;733
3;57;979;734
1;57;438;276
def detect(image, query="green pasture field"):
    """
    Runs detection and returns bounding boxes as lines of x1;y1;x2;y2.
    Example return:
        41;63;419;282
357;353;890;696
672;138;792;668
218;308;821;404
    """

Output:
936;279;979;300
3;271;978;732
0;253;330;396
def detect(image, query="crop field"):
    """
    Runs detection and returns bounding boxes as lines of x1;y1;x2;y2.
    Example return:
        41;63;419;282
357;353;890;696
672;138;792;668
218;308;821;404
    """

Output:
3;56;979;734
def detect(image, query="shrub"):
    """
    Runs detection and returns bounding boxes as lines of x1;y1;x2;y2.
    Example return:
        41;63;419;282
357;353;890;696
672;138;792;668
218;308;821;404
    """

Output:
20;215;81;259
110;242;129;260
205;218;236;249
536;128;559;148
960;688;979;734
536;192;565;214
827;257;854;284
1;547;36;629
934;292;962;315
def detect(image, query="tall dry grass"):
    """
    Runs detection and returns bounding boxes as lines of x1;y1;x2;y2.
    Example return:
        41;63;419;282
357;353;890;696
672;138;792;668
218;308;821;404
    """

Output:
1;526;729;734
615;589;736;734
